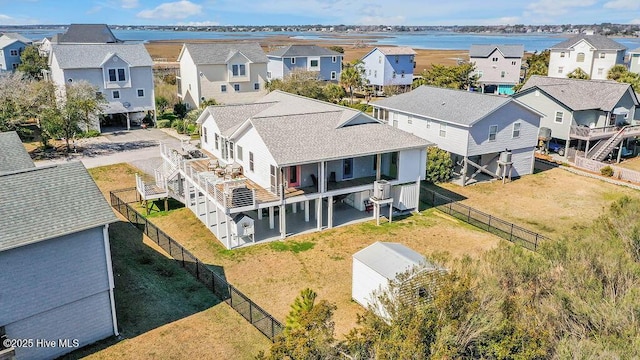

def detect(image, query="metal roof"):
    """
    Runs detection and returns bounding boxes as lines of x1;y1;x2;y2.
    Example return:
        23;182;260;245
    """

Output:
373;85;516;127
469;44;524;58
267;44;341;57
0;160;117;252
51;43;153;69
516;75;637;112
353;242;437;280
549;34;626;51
181;43;268;65
0;132;35;174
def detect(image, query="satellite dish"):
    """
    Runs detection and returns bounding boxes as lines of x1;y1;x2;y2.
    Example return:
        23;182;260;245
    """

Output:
123;102;131;108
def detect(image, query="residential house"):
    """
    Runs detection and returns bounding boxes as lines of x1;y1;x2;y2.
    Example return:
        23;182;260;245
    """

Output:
266;44;342;81
361;47;416;93
177;43;268;108
514;75;640;161
547;34;626;80
0;33;32;72
40;24;122;57
629;47;640;74
372;86;542;185
146;91;429;249
48;43;156;131
0;131;118;360
469;44;524;95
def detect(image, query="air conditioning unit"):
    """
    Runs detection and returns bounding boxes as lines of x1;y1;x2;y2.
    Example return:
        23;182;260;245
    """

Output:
373;180;391;200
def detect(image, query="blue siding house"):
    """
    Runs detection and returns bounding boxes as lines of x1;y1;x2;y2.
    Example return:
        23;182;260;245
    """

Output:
267;45;342;81
361;47;416;93
0;33;31;72
0;131;119;360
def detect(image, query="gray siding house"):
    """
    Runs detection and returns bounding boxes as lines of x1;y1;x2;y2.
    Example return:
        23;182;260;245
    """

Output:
469;44;524;95
0;131;118;360
630;48;640;75
0;33;31;72
373;86;542;185
266;45;342;82
514;76;640;161
39;24;122;58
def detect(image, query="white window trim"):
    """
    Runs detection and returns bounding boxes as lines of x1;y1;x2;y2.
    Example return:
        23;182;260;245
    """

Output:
136;88;145;97
267;71;272;79
488;125;498;142
112;90;120;99
254;83;260;90
290;57;296;64
512;122;521;138
439;123;447;138
221;84;227;92
10;49;18;56
332;56;337;63
231;63;246;77
237;144;243;161
233;83;240;92
330;71;337;80
308;57;320;70
554;111;564;123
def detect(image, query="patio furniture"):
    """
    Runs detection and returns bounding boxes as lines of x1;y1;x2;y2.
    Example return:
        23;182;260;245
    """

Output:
231;163;243;178
364;200;373;213
208;160;219;171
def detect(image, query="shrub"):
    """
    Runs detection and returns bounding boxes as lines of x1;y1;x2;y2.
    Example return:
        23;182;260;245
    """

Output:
156;119;171;128
426;147;453;183
77;129;100;138
162;73;177;85
601;166;614;177
348;103;371;112
173;102;188;119
172;121;185;133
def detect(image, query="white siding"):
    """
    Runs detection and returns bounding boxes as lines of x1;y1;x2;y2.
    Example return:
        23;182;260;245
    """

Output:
352;257;388;309
199;114;224;159
178;48;200;109
397;148;426;183
510;147;536;177
548;40;624;80
514;90;574;140
362;49;386;87
232;125;277;190
388;109;470;155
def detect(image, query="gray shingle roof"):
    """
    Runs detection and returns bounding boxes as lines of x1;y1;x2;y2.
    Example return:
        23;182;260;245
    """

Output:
201;102;277;136
517;75;637;111
549;34;626;51
0;161;117;252
0;132;35;173
373;86;514;127
469;44;524;58
51;43;153;69
182;43;268;65
1;33;32;44
55;24;121;44
376;47;416;55
267;45;341;57
353;242;438;280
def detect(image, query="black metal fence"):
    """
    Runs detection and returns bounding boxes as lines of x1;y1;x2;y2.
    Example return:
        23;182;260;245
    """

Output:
109;188;283;341
421;186;548;251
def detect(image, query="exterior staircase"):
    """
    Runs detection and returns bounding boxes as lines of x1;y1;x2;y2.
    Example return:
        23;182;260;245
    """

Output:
590;126;627;161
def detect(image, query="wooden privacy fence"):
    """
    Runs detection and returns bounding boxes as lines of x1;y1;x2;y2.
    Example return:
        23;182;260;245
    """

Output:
421;186;549;252
574;157;640;183
110;188;283;341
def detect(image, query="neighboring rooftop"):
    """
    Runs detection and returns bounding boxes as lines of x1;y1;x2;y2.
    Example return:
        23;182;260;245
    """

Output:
517;75;638;111
469;44;524;58
549;34;626;51
181;43;268;65
0;32;32;44
50;43;153;69
375;47;417;56
267;44;341;57
353;242;438;280
373;85;515;127
0;132;35;174
53;24;121;44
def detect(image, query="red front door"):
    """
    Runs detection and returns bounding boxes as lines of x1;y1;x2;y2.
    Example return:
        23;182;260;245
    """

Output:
287;166;300;187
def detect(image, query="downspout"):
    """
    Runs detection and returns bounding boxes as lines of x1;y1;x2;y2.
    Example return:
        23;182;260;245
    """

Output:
102;224;119;336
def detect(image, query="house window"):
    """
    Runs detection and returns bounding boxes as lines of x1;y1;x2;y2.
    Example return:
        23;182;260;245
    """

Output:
332;56;337;63
394;55;399;64
118;68;126;81
368;69;371;75
558;67;564;74
331;71;337;80
600;53;606;59
137;89;144;97
237;145;243;161
234;84;240;91
555;111;564;123
577;52;585;62
492;57;498;62
501;71;505;78
267;71;271;79
215;133;219;150
439;123;447;137
112;90;120;99
489;125;498;141
310;59;319;68
378;56;382;63
12;63;19;69
108;68;126;82
407;116;413;124
232;64;246;76
426;119;431;129
290;57;296;64
512;122;521;138
598;68;604;76
10;49;18;56
401;70;405;78
229;141;234;159
249;152;254;172
221;84;227;92
254;83;260;90
203;127;208;143
108;69;117;81
560;52;566;58
392;71;396;78
393;119;398;128
374;70;377;78
512;61;517;65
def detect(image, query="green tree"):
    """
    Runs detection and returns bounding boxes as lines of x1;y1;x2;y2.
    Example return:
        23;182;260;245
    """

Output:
328;45;344;54
0;72;54;138
200;98;218;107
173;102;188;119
426;147;453;183
322;83;346;103
515;50;550;91
266;70;328;101
155;96;169;114
607;64;640;90
17;45;48;79
413;62;479;90
340;60;367;104
567;68;590;79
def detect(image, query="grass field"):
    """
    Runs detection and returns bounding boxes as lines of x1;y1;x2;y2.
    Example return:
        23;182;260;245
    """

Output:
615;155;640;172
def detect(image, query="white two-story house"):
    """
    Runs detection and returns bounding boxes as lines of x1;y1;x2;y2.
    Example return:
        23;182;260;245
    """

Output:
177;43;268;108
266;45;343;81
469;44;524;95
48;43;156;131
146;91;429;249
372;86;542;185
548;34;626;80
361;47;416;94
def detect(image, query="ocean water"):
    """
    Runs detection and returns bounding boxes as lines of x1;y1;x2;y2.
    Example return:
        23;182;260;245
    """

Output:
11;28;640;52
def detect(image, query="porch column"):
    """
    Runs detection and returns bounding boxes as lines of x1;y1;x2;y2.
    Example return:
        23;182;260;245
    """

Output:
225;214;232;249
376;154;382;180
279;205;286;239
462;156;468;187
585;139;590;158
327;196;334;229
564;139;570;158
214;204;220;238
617;145;623;164
304;200;310;222
194;185;200;216
126;112;131;131
204;192;211;228
292;202;297;213
319;161;326;193
415;176;421;212
269;207;275;229
257;207;263;219
316;198;323;230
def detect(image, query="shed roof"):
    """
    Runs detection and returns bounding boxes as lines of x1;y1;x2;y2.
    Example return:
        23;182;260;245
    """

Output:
373;85;518;127
549;34;626;51
517;75;637;112
353;242;437;280
181;43;268;65
55;24;121;44
267;44;341;57
469;44;524;58
51;43;153;69
0;132;35;174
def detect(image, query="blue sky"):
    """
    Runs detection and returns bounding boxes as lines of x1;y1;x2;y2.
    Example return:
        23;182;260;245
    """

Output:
2;0;640;26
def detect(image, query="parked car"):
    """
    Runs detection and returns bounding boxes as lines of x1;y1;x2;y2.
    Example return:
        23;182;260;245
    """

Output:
548;138;565;156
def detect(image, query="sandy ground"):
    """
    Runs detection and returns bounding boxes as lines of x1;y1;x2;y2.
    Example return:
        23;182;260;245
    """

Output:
145;35;469;71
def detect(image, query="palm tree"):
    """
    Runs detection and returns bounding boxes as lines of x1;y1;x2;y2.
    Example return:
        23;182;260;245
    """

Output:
340;61;366;104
